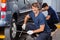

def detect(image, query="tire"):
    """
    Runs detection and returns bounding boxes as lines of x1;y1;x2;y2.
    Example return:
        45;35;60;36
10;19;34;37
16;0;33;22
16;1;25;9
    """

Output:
4;18;19;40
10;18;19;40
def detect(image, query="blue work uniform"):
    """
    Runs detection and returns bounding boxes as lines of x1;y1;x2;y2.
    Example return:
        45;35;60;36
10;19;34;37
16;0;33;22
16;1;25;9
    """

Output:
47;6;59;31
26;11;51;40
47;6;59;24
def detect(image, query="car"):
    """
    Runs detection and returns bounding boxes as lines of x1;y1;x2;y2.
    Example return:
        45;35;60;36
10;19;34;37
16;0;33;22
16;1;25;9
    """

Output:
0;0;42;40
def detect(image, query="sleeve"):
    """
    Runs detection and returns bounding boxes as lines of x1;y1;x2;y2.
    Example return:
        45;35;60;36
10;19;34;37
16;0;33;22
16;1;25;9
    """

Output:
29;13;31;17
39;14;45;25
29;11;33;18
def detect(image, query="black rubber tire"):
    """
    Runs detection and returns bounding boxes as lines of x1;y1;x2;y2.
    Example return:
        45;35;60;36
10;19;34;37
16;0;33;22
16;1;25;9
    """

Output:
4;18;19;40
10;18;19;40
4;28;19;40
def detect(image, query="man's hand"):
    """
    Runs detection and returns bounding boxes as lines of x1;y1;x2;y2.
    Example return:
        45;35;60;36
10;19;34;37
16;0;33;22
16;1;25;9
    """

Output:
46;15;50;20
22;24;26;30
42;8;45;11
27;30;34;35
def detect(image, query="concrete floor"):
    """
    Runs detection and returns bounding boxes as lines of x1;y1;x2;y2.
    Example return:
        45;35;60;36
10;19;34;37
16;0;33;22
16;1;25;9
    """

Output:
52;29;60;40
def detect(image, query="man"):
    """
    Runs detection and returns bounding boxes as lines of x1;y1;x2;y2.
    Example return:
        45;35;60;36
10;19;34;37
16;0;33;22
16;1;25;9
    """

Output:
42;3;59;32
22;3;51;40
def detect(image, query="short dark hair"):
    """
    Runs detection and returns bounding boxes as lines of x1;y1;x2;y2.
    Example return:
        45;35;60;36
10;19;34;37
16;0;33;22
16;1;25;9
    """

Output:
42;3;48;8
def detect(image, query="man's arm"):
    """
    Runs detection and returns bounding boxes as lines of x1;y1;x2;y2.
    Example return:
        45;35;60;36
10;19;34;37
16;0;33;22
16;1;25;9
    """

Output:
22;14;30;30
41;8;51;20
24;14;30;24
33;24;45;33
46;15;50;20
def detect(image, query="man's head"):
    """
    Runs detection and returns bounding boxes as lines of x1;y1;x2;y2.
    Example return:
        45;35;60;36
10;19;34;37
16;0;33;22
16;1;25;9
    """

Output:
31;3;41;13
42;3;49;10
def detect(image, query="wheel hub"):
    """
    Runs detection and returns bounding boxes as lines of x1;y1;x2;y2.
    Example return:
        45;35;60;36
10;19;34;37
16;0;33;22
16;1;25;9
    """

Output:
11;22;17;38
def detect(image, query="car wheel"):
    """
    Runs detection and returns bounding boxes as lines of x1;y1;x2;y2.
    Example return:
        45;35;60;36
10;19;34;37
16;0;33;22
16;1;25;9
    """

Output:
10;18;19;40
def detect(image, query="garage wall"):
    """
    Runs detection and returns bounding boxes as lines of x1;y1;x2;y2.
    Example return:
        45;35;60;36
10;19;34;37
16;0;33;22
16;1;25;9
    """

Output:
51;0;60;12
56;0;60;12
42;0;52;6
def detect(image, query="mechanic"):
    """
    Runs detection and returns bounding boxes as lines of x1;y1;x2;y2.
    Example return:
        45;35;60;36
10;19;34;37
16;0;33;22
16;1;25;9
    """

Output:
22;3;51;40
42;3;59;32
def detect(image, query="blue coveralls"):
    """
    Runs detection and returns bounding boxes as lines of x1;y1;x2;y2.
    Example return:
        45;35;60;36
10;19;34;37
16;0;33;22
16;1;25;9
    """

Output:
26;11;51;40
47;6;59;31
47;6;59;24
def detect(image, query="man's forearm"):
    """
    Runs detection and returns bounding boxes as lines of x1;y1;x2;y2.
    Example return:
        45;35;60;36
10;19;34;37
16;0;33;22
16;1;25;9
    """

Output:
33;28;44;33
46;15;50;20
33;25;45;33
22;15;30;30
24;15;29;24
24;17;28;24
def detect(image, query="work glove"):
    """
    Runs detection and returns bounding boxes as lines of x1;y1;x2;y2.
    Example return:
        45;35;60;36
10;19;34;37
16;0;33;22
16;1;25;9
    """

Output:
27;30;34;35
22;24;26;30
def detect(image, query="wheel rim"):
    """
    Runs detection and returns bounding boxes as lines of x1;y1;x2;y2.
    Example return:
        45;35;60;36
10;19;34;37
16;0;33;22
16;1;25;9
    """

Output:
11;19;17;38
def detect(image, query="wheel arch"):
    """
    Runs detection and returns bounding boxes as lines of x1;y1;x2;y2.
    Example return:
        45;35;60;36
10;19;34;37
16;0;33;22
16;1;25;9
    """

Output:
12;12;17;22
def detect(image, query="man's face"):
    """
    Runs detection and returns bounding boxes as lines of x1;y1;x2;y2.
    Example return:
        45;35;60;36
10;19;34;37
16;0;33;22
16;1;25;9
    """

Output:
32;6;39;13
44;6;49;10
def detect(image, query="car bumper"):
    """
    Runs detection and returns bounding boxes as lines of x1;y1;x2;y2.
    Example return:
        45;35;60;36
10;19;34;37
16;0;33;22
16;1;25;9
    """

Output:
0;20;10;27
